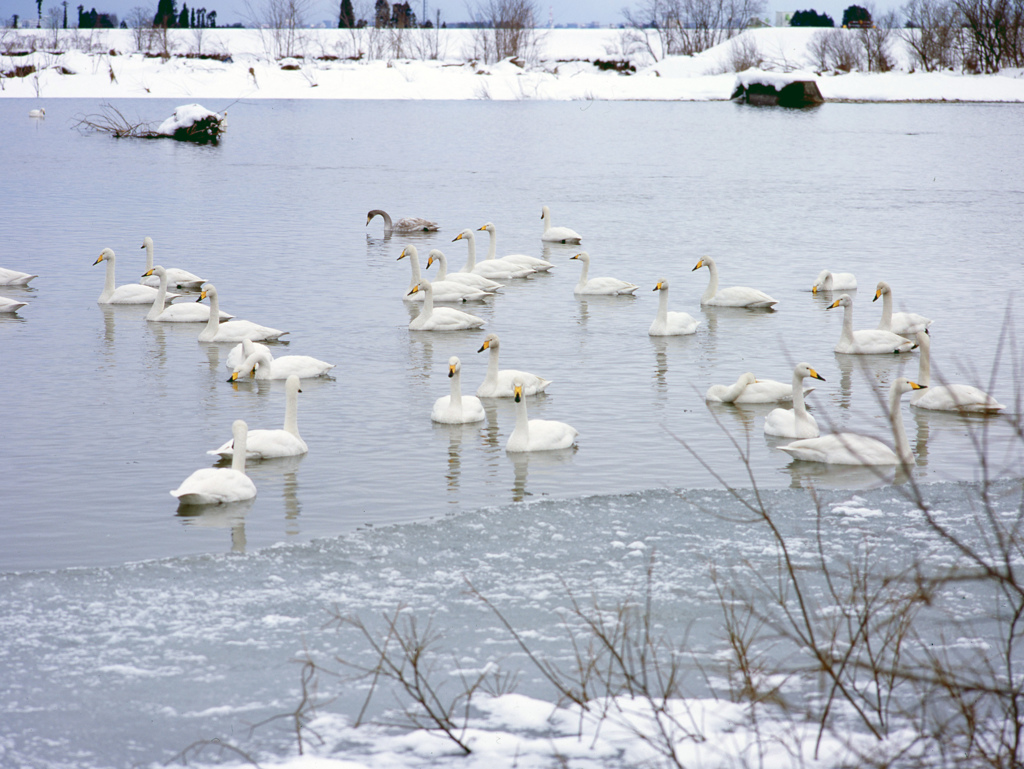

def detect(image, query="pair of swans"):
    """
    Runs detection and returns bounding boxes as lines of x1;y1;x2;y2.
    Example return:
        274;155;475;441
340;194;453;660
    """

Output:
476;333;551;397
911;330;1004;412
571;252;638;295
828;294;916;354
506;377;578;452
431;357;486;424
424;249;504;292
140;237;205;289
95;248;180;305
706;365;818;405
367;209;439;234
778;377;925;465
540;206;582;244
144;267;233;323
228;338;335;381
0;267;37;286
407;280;486;331
209;375;308;460
172;419;257;505
874;281;933;336
650;279;699;336
478;223;554;273
196;284;288;342
452;229;535;281
692;256;777;308
811;270;857;294
399;245;496;303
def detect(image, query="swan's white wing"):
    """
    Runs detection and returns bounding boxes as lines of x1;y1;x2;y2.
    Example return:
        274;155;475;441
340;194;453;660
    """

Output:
706;286;777;307
478;369;551;398
575;277;639;295
912;384;1005;412
268;355;336;379
778;433;897;465
171;468;257;504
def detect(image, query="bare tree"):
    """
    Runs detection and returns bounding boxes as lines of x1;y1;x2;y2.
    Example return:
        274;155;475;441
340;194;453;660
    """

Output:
859;8;899;70
45;5;62;48
621;0;767;62
899;0;962;70
952;0;1024;72
125;6;153;52
245;0;314;59
467;0;541;64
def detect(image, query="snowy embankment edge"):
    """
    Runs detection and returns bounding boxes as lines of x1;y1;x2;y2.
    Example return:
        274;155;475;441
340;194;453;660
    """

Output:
3;27;1024;102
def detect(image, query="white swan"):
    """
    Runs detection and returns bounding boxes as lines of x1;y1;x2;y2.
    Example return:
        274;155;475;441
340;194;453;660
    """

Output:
540;205;582;244
366;209;439;233
570;252;638;295
452;229;534;280
431;357;486;424
228;342;335;381
763;363;827;438
873;281;933;336
706;371;815;404
828;294;916;354
478;223;553;272
139;237;206;289
425;249;504;292
29;107;45;118
196;284;288;343
95;248;178;305
649;278;699;336
476;333;551;398
209;377;308;460
506;378;578;452
144;267;234;322
811;270;857;294
777;377;925;465
172;419;257;504
692;256;777;308
407;280;486;331
0;295;28;313
0;267;38;286
399;245;495;302
911;331;1005;412
225;339;270;370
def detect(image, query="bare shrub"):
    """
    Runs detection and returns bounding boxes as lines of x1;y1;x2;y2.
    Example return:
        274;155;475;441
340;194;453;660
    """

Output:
899;0;962;70
125;6;153;52
809;27;864;70
245;0;313;59
727;31;765;70
621;0;768;61
468;0;542;65
859;9;898;70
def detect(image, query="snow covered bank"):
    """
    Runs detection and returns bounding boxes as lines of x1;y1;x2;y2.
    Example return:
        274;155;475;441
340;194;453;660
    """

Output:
3;27;1024;102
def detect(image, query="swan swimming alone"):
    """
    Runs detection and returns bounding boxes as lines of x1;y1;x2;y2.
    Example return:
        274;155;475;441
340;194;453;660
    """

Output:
763;363;827;439
911;331;1005;412
478;223;554;273
431;356;486;424
367;209;439;234
209;376;308;460
399;245;495;302
196;284;288;343
706;371;815;404
95;248;179;305
811;270;857;294
692;256;777;308
452;229;535;281
777;377;925;465
407;279;487;331
0;295;28;313
172;419;257;504
228;341;335;381
144;267;233;322
476;333;551;398
828;294;916;354
649;278;699;336
506;378;578;452
0;267;38;286
425;249;504;292
570;252;639;295
873;281;933;336
139;237;206;289
29;107;45;118
540;205;582;244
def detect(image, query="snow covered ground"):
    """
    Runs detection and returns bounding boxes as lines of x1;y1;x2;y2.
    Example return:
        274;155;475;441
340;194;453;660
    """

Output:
2;26;1024;102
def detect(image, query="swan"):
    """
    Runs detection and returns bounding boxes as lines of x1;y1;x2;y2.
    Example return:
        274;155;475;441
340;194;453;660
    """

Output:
692;256;777;308
172;419;257;504
828;294;916;354
452;229;535;280
398;245;495;302
407;280;486;331
570;252;639;295
476;333;551;397
196;284;288;343
777;377;925;465
139;237;206;289
95;248;179;305
540;205;582;244
29;107;45;118
144;267;234;322
228;343;335;381
366;209;439;234
706;371;815;403
649;278;699;336
910;331;1005;412
431;356;486;424
425;249;504;292
0;295;28;313
209;377;308;460
225;339;270;370
0;267;38;285
763;363;827;438
811;270;857;294
506;378;578;452
873;281;933;336
478;223;553;272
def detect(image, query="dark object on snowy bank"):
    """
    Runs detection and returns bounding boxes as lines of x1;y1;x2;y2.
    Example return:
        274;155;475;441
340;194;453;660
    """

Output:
73;103;226;143
731;71;824;108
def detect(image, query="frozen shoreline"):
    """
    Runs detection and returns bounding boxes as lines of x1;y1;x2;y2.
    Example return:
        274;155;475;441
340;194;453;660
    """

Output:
3;27;1024;102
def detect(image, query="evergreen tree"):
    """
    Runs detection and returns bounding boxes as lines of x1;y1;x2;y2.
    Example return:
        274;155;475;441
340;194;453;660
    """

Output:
338;0;354;27
841;4;871;26
791;8;834;26
62;0;67;27
374;0;388;27
178;2;189;26
207;9;215;26
153;0;176;27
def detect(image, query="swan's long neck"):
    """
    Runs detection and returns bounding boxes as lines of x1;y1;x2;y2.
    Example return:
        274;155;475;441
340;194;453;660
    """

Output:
284;385;300;437
512;394;530;442
542;209;552;233
231;426;248;473
255;350;274;380
449;369;463;410
485;344;500;385
202;290;221;337
575;257;590;289
889;385;913;464
792;370;809;419
720;376;749;403
916;335;931;387
406;253;422;289
416;284;434;320
460;234;477;272
144;240;154;270
485;228;497;261
656;287;669;323
878;291;893;330
435;254;448;280
701;261;719;304
380;211;394;232
147;270;168;320
101;257;116;301
840;301;855;345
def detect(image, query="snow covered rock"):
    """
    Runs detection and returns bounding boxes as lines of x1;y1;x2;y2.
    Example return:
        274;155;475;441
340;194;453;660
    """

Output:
731;68;824;107
155;103;226;143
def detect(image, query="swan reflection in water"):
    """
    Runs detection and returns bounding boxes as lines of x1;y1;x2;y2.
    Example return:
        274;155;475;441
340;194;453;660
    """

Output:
509;446;578;503
176;497;256;552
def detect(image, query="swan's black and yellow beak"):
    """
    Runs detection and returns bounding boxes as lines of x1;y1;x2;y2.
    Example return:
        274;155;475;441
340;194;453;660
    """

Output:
477;339;490;353
514;384;522;402
397;248;408;261
477;225;487;231
93;254;105;265
365;215;372;226
873;289;882;302
407;285;420;296
227;371;239;382
452;233;463;242
827;299;841;310
448;364;456;378
426;256;434;268
196;290;207;303
570;254;580;261
692;259;704;271
812;285;818;294
654;282;663;291
142;268;155;277
909;381;926;390
810;368;825;382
